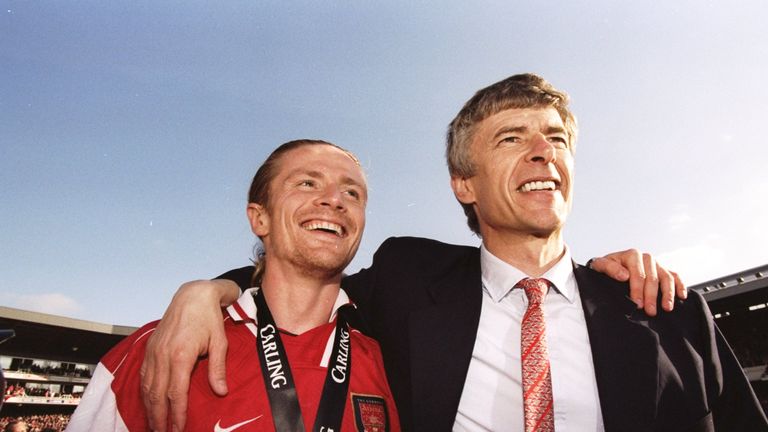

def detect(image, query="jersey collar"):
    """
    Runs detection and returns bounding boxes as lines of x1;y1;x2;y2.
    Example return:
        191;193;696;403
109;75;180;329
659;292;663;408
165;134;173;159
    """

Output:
226;287;352;324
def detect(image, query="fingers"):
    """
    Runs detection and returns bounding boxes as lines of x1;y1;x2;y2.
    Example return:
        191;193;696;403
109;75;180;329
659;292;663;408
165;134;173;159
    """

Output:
591;248;648;310
168;349;196;432
592;248;688;317
657;264;675;312
143;331;207;431
657;266;688;312
641;253;659;316
622;249;647;311
589;255;631;281
142;334;170;432
592;248;646;309
207;326;229;397
140;280;230;431
673;270;688;300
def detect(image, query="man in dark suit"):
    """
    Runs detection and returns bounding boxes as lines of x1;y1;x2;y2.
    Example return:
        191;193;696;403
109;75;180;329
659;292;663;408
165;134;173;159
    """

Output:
327;235;766;431
312;73;763;430
141;74;766;431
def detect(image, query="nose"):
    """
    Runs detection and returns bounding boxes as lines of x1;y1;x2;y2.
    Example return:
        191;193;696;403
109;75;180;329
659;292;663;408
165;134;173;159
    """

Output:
527;134;556;164
315;185;346;211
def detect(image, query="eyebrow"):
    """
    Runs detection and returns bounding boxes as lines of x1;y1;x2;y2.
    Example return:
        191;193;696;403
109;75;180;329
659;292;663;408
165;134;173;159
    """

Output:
493;125;567;141
544;125;567;135
287;169;367;190
493;126;528;141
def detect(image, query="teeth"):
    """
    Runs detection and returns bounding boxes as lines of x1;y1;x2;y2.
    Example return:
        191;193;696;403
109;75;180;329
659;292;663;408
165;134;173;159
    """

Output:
520;180;556;192
303;221;343;236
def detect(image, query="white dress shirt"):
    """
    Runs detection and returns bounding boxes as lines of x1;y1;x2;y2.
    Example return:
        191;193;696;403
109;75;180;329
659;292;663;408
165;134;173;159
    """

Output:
453;245;605;431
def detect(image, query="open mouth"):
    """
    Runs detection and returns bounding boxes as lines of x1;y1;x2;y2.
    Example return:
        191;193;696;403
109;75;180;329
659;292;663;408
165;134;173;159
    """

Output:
518;180;558;192
302;220;345;237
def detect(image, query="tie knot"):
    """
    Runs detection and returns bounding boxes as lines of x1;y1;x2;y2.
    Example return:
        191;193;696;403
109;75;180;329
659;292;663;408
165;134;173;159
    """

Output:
515;278;550;304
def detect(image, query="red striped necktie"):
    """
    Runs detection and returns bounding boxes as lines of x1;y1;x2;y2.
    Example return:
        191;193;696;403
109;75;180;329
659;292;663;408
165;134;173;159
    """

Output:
517;277;555;432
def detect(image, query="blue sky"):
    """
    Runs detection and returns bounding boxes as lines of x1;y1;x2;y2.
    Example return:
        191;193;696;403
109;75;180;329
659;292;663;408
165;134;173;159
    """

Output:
2;1;767;326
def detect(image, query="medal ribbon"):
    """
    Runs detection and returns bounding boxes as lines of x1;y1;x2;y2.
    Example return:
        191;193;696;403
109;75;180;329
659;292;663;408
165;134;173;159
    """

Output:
253;289;352;432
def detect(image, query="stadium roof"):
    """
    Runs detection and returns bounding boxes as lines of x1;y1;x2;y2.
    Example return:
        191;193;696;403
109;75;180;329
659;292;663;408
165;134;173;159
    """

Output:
0;306;138;364
690;264;768;315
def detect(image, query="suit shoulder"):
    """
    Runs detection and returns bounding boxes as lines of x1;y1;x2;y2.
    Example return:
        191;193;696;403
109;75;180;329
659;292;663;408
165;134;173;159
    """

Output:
376;236;477;260
661;288;710;321
576;264;708;320
574;264;632;300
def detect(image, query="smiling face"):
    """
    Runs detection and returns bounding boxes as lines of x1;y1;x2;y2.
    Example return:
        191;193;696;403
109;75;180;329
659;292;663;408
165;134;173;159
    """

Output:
248;144;367;280
451;107;574;242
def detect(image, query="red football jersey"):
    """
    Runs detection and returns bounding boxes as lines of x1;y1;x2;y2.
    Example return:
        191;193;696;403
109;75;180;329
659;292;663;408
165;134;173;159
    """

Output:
68;289;400;432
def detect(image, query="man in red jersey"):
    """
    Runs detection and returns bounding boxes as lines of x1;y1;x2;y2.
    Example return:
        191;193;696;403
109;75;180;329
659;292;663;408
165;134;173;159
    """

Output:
67;140;400;432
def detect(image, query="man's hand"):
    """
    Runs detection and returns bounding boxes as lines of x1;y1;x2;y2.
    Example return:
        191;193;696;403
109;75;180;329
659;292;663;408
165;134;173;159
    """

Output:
589;249;686;316
140;279;240;432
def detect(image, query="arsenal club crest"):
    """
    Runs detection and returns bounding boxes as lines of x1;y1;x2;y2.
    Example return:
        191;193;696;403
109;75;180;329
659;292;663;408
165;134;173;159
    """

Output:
352;394;389;432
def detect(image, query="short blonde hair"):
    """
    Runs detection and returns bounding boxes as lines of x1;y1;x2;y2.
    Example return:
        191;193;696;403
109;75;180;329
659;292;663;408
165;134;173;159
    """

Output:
446;73;578;235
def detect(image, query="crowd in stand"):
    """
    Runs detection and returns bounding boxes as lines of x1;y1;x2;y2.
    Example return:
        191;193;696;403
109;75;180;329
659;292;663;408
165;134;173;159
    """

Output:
0;415;70;432
4;385;23;397
5;386;80;399
3;384;82;403
7;364;91;380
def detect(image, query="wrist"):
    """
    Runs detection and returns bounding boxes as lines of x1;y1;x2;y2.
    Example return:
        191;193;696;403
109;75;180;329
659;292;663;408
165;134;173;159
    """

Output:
175;280;239;307
216;280;240;306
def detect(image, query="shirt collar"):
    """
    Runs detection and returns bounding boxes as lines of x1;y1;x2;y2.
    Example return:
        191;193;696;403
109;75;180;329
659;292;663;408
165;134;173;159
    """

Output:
480;243;577;304
226;287;352;324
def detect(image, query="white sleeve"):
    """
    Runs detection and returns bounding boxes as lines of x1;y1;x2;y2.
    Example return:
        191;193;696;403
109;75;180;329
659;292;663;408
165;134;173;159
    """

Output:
65;363;130;432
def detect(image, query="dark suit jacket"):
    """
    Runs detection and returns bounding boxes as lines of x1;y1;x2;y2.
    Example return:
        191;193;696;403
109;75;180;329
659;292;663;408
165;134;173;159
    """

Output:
223;236;767;431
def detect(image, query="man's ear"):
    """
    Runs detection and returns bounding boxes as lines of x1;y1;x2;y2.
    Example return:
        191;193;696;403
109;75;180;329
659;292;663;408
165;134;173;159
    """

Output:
450;175;476;205
247;203;269;236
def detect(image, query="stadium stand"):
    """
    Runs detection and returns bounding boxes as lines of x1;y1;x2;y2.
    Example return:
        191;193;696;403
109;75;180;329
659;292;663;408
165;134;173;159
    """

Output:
0;306;136;430
0;264;766;429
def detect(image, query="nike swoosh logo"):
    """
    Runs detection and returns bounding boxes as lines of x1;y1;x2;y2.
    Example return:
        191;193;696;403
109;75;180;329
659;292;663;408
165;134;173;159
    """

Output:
213;415;263;432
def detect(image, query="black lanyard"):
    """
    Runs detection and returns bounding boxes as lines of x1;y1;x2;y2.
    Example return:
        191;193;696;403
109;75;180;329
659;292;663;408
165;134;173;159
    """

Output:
253;289;352;432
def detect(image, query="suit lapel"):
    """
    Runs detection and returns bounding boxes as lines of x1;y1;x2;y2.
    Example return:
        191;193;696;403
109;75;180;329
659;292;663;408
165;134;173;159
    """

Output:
408;248;483;431
575;265;659;432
